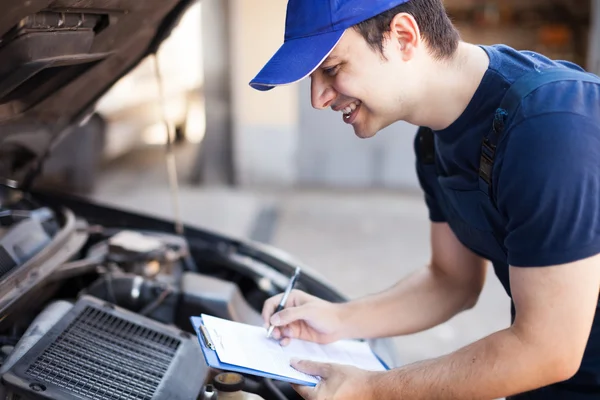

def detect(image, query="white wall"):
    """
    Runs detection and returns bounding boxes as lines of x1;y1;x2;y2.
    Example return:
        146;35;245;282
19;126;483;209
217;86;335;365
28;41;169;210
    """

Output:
229;0;299;187
296;79;420;190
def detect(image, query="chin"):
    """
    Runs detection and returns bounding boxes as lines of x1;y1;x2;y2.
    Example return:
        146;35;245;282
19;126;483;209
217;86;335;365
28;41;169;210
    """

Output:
352;125;378;139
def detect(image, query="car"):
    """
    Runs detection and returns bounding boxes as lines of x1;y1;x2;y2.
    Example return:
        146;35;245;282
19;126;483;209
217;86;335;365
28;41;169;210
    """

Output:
0;1;399;399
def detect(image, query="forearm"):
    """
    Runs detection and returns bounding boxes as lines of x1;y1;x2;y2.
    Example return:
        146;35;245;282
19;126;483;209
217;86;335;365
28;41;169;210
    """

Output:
340;263;478;339
368;328;569;400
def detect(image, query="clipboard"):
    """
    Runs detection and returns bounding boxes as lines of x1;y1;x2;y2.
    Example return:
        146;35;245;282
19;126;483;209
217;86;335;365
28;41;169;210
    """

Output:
190;315;390;387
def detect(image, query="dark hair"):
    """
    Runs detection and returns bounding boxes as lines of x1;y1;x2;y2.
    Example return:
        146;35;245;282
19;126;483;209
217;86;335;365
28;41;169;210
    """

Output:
353;0;460;60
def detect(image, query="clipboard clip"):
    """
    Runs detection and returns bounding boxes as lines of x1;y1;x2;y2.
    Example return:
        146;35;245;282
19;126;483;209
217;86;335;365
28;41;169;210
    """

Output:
199;325;216;350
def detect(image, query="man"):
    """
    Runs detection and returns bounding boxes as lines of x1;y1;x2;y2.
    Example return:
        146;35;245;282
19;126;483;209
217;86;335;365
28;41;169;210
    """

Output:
252;0;600;399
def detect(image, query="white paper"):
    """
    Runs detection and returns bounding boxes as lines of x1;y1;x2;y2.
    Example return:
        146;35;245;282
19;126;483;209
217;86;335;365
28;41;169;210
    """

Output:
201;314;386;385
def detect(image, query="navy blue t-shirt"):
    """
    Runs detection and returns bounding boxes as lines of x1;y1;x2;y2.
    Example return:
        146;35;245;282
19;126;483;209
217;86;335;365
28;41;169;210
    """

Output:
415;44;600;399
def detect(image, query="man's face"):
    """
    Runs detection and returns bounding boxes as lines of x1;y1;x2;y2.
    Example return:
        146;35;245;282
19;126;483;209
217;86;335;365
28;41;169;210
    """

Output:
309;28;413;139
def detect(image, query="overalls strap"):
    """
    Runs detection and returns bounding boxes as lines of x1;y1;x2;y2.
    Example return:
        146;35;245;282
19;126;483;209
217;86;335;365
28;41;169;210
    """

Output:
478;68;600;199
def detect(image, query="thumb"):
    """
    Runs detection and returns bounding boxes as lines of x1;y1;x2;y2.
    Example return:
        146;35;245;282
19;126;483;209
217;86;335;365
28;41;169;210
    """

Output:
271;306;312;326
291;358;332;378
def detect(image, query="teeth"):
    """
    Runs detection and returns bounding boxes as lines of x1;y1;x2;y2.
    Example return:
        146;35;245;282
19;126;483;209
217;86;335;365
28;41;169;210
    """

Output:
341;101;361;115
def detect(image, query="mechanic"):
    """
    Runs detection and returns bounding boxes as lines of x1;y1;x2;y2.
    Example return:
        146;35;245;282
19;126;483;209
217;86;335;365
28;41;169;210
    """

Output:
251;0;600;399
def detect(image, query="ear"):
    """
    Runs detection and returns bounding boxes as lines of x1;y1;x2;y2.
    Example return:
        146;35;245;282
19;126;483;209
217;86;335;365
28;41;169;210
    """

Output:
388;12;421;61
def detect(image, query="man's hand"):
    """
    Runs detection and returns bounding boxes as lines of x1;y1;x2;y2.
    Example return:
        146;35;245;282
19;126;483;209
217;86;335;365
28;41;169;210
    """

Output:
290;359;381;400
262;289;346;345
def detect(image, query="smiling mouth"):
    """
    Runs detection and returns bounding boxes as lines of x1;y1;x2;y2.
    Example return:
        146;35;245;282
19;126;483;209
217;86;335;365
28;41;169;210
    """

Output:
341;100;361;124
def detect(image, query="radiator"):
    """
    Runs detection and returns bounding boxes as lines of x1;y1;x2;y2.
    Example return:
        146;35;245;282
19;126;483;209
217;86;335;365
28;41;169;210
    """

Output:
2;295;206;399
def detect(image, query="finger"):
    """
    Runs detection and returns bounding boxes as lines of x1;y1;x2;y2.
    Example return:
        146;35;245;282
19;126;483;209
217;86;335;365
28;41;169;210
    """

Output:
283;326;294;338
292;383;317;400
288;288;304;304
267;327;282;340
272;305;312;327
279;337;291;346
261;293;284;324
291;359;332;378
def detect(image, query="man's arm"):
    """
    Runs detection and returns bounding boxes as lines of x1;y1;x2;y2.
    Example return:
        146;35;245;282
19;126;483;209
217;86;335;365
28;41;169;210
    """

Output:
340;222;488;339
368;253;600;400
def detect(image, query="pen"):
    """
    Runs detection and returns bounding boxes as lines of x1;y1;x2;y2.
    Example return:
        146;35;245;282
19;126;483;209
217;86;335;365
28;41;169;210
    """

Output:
267;266;301;338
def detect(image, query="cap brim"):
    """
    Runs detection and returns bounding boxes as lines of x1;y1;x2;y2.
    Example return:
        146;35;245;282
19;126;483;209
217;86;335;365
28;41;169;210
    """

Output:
249;30;345;91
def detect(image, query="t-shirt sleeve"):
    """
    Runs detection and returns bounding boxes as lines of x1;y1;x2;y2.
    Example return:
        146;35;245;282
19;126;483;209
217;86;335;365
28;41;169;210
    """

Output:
496;112;600;267
414;128;447;223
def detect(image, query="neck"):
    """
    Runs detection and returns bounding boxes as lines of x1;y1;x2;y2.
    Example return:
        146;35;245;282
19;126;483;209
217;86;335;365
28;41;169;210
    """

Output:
408;42;489;131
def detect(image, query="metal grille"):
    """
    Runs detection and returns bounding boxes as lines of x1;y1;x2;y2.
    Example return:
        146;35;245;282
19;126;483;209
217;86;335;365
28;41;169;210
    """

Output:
25;306;181;400
0;246;17;279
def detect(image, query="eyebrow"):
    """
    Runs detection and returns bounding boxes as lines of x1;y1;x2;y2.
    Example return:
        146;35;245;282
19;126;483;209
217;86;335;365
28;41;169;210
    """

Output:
311;55;341;78
321;55;340;65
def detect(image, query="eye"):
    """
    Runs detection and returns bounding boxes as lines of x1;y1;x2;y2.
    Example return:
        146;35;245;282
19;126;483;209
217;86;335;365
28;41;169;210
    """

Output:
322;65;340;77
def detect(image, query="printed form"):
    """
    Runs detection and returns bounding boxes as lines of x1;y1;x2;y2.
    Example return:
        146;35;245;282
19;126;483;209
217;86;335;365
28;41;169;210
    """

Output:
201;314;387;385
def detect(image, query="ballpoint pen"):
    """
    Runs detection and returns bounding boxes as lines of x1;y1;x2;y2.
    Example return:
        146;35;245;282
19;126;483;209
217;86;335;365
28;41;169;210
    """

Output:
267;266;301;338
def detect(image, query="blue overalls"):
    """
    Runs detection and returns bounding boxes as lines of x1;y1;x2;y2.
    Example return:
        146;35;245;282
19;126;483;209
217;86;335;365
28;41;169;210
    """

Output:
414;68;600;399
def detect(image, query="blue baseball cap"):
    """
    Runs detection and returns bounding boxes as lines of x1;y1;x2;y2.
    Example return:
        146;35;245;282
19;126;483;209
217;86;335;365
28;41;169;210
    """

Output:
249;0;411;91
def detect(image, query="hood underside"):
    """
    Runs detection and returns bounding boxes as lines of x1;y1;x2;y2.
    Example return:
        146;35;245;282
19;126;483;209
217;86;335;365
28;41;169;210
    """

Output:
0;0;195;181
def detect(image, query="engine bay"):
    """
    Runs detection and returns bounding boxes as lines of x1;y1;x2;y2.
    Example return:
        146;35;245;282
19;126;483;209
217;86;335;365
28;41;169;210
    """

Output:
0;183;339;400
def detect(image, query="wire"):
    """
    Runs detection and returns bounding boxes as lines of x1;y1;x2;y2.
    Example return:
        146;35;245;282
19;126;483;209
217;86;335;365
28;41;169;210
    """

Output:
104;272;118;305
139;286;172;316
153;54;184;236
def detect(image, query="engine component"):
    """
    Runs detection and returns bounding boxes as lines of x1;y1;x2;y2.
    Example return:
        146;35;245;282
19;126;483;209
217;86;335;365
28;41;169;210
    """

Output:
107;230;166;263
176;272;263;328
0;301;73;374
86;229;192;279
0;198;60;280
1;295;206;400
209;373;266;400
84;270;266;328
0;204;86;324
0;207;59;235
0;182;24;209
83;274;179;325
0;300;73;399
0;217;51;279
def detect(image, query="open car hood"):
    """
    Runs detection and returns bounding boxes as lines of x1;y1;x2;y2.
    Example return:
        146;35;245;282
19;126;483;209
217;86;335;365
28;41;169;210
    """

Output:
0;0;196;183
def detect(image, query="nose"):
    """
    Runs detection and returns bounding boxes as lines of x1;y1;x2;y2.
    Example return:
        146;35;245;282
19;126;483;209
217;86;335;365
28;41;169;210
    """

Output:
311;75;336;110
